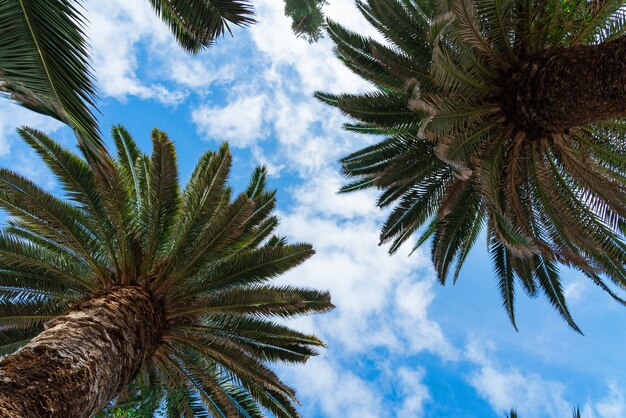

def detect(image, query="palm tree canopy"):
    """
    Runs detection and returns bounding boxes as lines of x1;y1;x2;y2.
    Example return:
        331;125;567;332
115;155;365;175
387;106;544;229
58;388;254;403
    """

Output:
318;0;626;331
0;125;333;416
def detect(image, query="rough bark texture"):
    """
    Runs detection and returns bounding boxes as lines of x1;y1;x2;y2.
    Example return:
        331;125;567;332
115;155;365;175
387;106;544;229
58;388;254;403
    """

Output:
502;35;626;135
0;286;165;418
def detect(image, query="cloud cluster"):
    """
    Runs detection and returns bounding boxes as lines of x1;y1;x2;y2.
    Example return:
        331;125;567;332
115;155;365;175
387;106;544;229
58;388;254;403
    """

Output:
192;95;268;147
273;169;452;416
85;0;239;105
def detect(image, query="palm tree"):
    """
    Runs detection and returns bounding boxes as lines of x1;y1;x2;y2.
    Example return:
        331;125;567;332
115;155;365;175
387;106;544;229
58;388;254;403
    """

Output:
0;0;324;152
317;0;626;331
0;125;332;417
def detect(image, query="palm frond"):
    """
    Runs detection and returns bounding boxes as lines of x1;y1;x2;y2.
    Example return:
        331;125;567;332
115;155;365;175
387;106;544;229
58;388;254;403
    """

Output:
148;0;256;53
140;129;180;278
169;285;333;319
284;0;327;43
0;0;101;150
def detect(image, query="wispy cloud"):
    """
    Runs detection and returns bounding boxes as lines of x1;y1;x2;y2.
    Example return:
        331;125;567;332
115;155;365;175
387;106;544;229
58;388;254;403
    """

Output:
192;95;268;146
466;339;572;417
396;367;431;417
85;0;237;105
0;102;64;158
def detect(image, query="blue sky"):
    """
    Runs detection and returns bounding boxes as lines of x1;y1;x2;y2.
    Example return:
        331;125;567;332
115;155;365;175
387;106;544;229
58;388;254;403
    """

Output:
1;1;625;417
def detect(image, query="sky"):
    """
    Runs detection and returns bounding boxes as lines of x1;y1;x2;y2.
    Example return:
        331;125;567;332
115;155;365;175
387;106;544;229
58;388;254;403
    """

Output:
1;1;625;417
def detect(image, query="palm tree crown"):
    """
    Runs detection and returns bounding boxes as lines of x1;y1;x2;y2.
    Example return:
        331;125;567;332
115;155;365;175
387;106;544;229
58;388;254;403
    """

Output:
0;126;332;416
317;0;626;331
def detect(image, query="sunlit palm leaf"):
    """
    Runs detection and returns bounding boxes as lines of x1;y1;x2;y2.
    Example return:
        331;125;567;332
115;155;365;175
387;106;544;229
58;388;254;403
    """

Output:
148;0;256;52
0;0;101;151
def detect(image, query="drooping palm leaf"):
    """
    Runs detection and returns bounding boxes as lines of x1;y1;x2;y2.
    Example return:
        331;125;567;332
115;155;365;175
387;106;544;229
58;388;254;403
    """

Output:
147;0;256;52
0;0;101;151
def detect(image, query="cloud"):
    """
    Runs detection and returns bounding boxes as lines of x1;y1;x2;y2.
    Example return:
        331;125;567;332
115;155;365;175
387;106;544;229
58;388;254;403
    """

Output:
181;1;385;171
396;367;431;417
563;276;589;305
282;356;383;418
250;0;379;94
85;0;182;104
581;382;626;418
466;340;626;418
466;340;572;417
267;165;454;417
275;167;457;364
84;0;236;105
192;95;268;146
182;4;457;415
0;101;64;158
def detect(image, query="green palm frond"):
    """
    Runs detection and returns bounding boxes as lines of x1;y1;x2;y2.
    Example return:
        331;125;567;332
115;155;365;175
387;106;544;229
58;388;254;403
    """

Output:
1;126;332;417
0;327;40;356
0;0;101;151
148;0;256;53
284;0;328;42
139;129;180;278
169;285;333;319
320;0;626;331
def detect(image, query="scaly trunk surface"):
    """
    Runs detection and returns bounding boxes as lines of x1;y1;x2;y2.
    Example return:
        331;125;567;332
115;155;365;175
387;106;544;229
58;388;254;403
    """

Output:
0;286;165;418
503;35;626;135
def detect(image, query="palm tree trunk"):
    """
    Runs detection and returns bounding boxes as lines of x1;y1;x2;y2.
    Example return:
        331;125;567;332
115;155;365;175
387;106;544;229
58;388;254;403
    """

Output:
0;286;165;418
504;35;626;135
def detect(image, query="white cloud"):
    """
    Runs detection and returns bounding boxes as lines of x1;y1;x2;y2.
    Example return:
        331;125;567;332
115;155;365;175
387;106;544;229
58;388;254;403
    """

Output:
85;0;235;105
167;59;237;90
276;170;456;360
282;356;383;418
595;384;626;418
250;0;379;94
0;101;64;158
396;367;431;418
192;95;268;146
581;382;626;418
85;0;180;104
395;367;430;418
465;341;626;418
183;1;384;169
564;276;589;305
466;340;572;418
287;170;376;219
271;93;320;146
179;4;458;414
280;351;431;418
